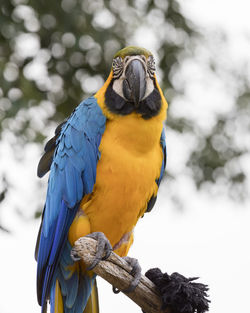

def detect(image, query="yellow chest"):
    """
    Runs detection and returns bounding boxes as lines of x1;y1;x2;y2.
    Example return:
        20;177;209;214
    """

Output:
82;114;164;248
69;72;167;254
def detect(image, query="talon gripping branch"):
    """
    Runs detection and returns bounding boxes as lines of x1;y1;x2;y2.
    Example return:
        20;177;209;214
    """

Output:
35;46;167;313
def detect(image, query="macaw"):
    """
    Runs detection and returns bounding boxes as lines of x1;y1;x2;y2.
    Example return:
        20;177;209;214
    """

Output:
35;46;167;313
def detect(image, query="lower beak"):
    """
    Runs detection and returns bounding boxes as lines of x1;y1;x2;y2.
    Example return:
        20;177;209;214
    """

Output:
123;59;146;107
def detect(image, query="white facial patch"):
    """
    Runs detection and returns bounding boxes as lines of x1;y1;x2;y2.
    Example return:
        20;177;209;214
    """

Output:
112;78;126;99
112;55;155;100
143;76;154;99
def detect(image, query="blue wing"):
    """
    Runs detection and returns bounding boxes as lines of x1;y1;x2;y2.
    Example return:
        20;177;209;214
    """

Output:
145;128;166;213
158;128;167;186
36;97;106;312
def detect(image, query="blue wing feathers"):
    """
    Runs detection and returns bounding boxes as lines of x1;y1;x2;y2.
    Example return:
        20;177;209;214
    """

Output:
36;97;106;312
65;271;79;308
48;201;69;264
50;240;95;313
70;127;82;152
157;128;167;186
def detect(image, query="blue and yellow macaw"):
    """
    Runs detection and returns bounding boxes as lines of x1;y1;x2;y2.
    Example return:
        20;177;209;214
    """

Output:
35;46;167;313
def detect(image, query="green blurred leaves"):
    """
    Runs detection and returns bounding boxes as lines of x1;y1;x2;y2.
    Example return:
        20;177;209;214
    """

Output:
0;0;249;226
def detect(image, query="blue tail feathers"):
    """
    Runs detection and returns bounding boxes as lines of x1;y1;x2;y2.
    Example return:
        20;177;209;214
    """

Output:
50;241;96;313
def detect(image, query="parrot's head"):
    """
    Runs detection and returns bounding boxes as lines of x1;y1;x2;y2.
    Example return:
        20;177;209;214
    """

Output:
96;46;167;119
111;46;155;106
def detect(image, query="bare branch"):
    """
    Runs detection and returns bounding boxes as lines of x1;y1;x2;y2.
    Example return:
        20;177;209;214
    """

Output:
73;237;170;313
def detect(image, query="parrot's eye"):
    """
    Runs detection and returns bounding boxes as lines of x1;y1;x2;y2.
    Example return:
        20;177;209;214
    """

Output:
147;55;156;78
112;57;124;79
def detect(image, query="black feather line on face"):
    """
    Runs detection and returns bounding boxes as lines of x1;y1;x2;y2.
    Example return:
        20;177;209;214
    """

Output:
105;79;162;119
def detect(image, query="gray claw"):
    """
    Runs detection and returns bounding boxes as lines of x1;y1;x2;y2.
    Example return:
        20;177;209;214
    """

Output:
87;257;101;271
85;232;112;270
123;256;142;293
70;247;81;261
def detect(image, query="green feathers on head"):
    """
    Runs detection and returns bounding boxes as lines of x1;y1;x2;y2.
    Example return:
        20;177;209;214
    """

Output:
114;46;153;59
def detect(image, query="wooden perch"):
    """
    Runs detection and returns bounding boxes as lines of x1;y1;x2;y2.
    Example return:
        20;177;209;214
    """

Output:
73;237;169;313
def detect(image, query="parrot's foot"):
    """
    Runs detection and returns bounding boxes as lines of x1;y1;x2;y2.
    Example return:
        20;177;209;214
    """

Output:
123;256;142;293
71;249;81;261
85;232;112;270
113;256;142;294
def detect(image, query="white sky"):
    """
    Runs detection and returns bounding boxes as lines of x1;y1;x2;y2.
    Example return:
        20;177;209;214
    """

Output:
181;0;250;34
1;187;250;313
1;1;250;313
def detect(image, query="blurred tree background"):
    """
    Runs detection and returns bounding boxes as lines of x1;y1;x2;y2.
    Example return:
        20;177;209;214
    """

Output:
0;0;249;231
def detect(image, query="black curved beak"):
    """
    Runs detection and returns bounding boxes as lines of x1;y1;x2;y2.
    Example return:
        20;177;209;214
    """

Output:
123;59;146;107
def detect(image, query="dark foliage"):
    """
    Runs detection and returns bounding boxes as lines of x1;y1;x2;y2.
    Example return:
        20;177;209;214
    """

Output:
0;0;249;225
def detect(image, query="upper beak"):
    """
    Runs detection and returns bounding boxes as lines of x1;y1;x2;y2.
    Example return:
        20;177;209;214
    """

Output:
123;59;146;107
